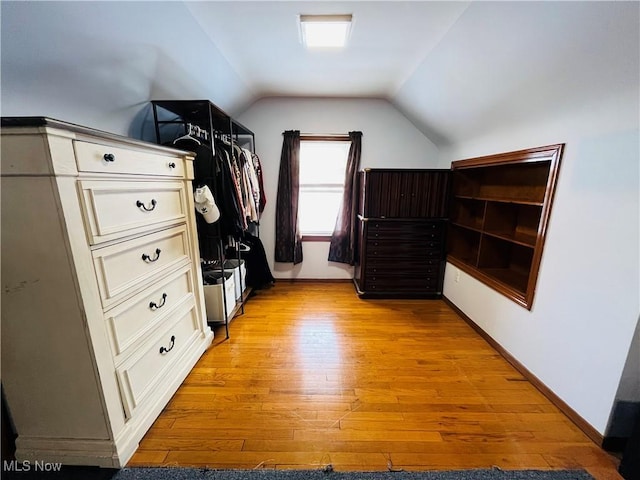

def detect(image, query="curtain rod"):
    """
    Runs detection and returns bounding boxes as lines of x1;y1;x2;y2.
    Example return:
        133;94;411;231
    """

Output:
300;133;350;141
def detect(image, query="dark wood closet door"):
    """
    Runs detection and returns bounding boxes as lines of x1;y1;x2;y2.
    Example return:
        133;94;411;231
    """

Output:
360;169;450;218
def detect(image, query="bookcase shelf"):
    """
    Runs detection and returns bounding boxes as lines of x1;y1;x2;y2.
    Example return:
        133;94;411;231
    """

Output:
447;144;563;309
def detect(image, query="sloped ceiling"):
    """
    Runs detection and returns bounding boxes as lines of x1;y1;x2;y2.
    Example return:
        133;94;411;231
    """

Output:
186;0;639;145
0;1;253;134
185;1;471;99
393;1;640;144
1;1;638;145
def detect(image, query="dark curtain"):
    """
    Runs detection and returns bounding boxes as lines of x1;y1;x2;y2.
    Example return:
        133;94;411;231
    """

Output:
328;131;362;264
275;130;303;264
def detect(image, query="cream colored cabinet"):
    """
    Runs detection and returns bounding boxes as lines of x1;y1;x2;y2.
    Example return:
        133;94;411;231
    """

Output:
1;118;213;467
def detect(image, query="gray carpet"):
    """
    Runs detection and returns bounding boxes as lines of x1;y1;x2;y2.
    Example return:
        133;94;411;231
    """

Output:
112;468;594;480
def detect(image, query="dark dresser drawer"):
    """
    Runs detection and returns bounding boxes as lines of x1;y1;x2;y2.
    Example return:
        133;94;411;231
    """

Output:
363;274;440;292
366;259;442;276
367;220;443;239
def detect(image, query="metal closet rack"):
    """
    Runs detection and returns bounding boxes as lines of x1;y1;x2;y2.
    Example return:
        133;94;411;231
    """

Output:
150;100;256;339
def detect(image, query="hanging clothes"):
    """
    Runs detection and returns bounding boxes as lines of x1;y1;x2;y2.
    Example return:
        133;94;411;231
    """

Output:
217;139;247;232
251;153;267;213
172;140;218;259
252;152;267;214
219;142;246;236
241;148;260;222
228;232;274;289
173;130;264;250
172;139;244;257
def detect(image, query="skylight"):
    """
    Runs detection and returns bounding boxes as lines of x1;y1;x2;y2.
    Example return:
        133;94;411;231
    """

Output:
299;14;352;49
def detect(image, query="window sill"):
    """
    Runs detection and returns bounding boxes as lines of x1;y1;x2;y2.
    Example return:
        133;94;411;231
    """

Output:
302;235;332;242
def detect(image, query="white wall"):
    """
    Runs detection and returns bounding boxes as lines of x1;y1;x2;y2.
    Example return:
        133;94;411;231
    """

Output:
0;1;252;136
440;85;640;436
236;97;440;280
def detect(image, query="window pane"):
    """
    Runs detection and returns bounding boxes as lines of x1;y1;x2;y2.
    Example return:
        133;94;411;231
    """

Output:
299;141;350;185
298;139;350;236
299;189;343;235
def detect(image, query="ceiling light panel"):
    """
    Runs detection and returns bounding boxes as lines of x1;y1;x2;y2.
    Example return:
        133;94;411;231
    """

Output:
299;14;352;48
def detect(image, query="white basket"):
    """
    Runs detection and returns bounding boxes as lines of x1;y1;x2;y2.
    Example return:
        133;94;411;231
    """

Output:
203;271;236;322
224;259;247;300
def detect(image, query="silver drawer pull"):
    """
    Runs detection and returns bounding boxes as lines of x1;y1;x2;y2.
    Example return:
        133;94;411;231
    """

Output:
136;199;157;211
159;335;175;354
149;293;167;310
141;248;161;263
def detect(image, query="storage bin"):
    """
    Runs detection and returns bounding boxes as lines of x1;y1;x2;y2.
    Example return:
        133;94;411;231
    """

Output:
202;270;235;322
223;259;246;300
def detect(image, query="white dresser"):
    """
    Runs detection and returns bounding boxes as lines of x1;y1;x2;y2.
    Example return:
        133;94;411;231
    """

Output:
1;117;214;467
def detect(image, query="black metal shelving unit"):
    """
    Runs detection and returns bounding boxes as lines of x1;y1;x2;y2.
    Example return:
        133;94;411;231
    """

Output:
151;100;256;339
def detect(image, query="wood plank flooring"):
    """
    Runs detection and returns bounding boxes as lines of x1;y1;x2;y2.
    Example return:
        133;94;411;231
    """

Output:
128;282;621;479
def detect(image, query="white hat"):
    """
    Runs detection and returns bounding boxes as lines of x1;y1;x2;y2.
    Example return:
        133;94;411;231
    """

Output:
194;185;220;223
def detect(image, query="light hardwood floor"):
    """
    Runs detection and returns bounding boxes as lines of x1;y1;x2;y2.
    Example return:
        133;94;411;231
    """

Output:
128;282;621;479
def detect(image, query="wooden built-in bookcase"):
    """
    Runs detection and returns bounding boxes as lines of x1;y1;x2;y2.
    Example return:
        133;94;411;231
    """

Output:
447;144;563;309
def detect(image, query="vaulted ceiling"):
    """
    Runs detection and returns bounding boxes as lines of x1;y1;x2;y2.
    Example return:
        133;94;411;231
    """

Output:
184;1;639;145
1;1;638;145
185;1;471;99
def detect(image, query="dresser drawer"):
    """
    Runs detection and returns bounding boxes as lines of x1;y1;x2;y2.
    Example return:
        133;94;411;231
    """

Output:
80;180;187;244
366;243;442;257
93;225;191;308
105;266;195;357
367;220;443;234
364;275;440;291
366;238;441;249
366;261;441;276
116;304;201;419
75;140;185;177
365;274;439;286
367;229;442;242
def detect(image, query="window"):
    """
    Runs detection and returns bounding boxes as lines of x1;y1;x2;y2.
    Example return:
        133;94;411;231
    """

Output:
298;138;351;238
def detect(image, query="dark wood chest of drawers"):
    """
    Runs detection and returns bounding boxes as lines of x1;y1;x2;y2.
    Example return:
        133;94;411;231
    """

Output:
353;169;450;298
